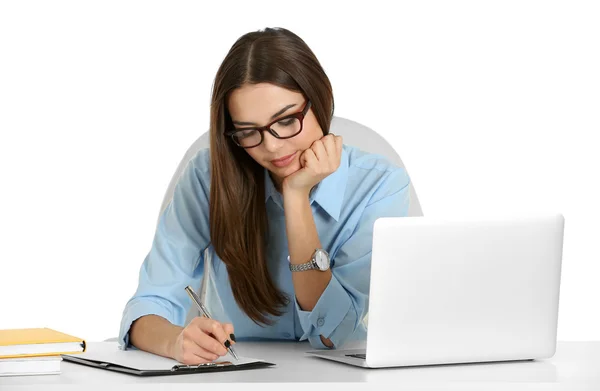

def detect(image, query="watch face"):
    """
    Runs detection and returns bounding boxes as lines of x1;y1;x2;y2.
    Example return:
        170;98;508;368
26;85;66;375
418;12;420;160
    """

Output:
314;250;330;270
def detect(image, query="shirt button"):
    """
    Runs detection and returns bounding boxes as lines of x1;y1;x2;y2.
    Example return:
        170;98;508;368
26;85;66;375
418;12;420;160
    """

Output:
317;318;325;327
283;332;291;338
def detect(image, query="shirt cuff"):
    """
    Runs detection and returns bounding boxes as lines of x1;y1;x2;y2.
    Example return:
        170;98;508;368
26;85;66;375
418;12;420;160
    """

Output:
295;273;352;348
118;297;174;350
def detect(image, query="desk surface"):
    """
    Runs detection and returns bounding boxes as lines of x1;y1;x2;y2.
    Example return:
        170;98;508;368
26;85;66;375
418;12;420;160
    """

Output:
1;341;599;389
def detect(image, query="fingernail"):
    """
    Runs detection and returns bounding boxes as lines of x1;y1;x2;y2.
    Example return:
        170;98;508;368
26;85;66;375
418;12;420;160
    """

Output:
224;340;231;348
230;334;236;342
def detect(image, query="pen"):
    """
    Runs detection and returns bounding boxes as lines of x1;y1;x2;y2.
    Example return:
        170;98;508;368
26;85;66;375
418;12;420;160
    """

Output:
184;285;239;361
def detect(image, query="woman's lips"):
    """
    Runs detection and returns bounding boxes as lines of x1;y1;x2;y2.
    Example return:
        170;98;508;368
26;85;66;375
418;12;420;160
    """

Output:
270;152;297;168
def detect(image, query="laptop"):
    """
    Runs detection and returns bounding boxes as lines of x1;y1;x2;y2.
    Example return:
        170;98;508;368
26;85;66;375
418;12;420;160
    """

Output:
307;212;565;368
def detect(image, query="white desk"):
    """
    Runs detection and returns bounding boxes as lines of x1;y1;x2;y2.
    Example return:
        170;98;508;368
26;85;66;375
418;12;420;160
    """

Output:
1;341;599;390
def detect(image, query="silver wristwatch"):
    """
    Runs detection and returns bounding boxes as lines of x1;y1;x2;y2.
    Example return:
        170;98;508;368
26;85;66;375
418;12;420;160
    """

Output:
288;249;330;272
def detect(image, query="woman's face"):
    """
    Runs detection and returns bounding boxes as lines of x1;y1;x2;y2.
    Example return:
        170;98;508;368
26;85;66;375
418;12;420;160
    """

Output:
227;83;324;190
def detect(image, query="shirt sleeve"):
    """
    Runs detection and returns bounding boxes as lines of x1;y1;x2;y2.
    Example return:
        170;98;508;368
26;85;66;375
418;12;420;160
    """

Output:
118;152;211;349
295;167;411;349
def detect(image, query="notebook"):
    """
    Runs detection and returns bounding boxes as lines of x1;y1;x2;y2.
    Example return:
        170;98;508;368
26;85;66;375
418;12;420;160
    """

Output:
0;356;62;377
62;342;274;376
0;328;86;359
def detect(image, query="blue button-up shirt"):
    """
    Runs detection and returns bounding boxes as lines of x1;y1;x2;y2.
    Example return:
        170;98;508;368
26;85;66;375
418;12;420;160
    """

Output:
119;144;411;350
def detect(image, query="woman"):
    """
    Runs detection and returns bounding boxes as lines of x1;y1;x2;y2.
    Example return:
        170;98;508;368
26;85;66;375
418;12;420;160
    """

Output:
119;27;411;364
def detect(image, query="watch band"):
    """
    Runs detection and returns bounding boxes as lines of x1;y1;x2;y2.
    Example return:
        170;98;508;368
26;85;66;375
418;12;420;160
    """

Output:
289;259;317;272
288;248;330;272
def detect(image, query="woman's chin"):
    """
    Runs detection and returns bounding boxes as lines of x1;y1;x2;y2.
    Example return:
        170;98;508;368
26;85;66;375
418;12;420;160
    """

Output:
270;158;301;176
283;161;302;176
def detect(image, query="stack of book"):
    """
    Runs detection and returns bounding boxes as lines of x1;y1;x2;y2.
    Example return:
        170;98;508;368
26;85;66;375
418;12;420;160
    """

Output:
0;328;85;376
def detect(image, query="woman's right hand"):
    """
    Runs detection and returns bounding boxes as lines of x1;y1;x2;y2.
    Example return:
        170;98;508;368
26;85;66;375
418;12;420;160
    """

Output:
170;317;235;364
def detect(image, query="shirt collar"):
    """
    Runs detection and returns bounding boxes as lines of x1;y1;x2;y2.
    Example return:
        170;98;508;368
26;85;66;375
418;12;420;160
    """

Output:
264;167;281;206
264;146;349;222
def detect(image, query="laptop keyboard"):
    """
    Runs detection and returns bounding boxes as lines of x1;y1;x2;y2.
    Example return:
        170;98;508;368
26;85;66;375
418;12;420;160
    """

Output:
345;353;366;360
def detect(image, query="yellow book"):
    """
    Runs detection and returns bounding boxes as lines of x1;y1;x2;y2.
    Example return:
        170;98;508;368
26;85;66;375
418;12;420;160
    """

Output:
0;328;86;359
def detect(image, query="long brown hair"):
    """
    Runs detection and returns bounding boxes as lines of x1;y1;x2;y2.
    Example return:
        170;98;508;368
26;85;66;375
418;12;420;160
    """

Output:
208;27;334;325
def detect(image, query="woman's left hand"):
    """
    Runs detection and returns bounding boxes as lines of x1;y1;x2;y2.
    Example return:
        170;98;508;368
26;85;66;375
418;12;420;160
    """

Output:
282;134;343;196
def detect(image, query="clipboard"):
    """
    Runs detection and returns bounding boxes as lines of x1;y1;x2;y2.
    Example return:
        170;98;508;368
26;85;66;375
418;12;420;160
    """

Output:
62;342;274;377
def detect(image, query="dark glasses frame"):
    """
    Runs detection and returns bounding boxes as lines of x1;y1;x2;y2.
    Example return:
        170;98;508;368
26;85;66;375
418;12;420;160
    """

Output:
225;100;312;148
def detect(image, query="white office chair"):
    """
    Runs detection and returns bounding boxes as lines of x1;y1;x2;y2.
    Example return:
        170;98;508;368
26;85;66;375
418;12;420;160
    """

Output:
108;116;424;342
166;116;424;327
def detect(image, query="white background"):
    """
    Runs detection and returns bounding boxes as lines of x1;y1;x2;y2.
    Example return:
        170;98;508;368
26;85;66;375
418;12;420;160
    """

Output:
0;1;598;343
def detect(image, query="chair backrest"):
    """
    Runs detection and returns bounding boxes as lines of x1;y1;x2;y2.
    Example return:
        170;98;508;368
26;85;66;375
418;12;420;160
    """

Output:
164;115;424;327
159;116;423;220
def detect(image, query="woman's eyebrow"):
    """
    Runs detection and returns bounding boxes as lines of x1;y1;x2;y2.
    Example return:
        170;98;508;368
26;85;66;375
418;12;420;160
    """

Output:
232;103;297;126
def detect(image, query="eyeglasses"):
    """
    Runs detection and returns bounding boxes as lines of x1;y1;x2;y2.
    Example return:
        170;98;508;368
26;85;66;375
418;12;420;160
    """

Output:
225;100;312;148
